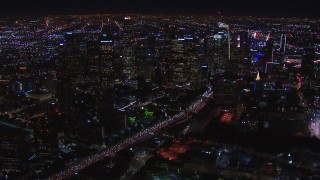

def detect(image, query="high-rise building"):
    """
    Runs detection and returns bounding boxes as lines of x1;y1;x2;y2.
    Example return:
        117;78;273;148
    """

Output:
87;40;101;90
134;37;154;85
301;47;315;80
99;32;115;90
170;39;188;87
121;17;137;83
170;36;202;90
64;33;86;84
32;123;59;173
122;46;137;81
263;39;274;62
56;32;86;111
218;23;230;60
239;31;250;61
153;33;172;87
0;135;25;176
279;33;287;53
207;26;230;75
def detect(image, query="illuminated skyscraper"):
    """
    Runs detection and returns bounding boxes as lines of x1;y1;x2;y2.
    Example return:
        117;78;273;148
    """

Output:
32;123;59;171
122;46;137;81
153;30;172;87
279;33;287;53
218;23;230;60
0;133;27;175
56;32;86;110
99;32;115;90
264;39;274;62
170;36;202;90
121;17;137;83
87;40;101;89
170;39;188;87
64;33;86;84
134;37;155;89
239;31;250;61
207;24;230;75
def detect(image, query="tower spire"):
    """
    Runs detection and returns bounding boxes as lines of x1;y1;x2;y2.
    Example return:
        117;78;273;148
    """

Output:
256;72;261;81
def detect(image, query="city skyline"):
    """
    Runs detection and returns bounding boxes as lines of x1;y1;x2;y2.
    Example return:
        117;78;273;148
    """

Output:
1;0;320;18
1;11;320;179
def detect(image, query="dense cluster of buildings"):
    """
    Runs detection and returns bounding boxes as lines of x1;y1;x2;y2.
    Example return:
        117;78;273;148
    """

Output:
0;15;320;179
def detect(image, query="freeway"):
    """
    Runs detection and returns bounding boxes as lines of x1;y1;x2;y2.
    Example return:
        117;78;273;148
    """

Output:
118;91;165;112
48;88;213;179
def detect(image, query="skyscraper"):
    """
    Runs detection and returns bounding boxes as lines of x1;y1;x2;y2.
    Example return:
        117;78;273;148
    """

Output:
120;16;137;83
279;33;287;53
170;36;202;90
64;33;86;84
301;47;315;80
99;32;115;90
56;32;86;111
218;23;230;60
239;31;250;61
134;37;154;85
208;23;230;75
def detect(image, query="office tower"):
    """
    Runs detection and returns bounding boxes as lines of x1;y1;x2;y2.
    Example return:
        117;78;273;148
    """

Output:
257;39;274;70
122;16;134;44
239;31;250;61
122;46;137;81
0;134;27;176
100;32;115;90
147;35;156;56
301;48;316;111
153;31;172;87
100;90;116;134
56;32;86;111
134;37;154;87
121;17;137;82
32;123;59;173
170;36;202;90
301;47;315;80
153;57;169;87
229;33;240;61
264;39;274;61
218;23;230;60
208;24;230;75
170;39;188;87
279;33;287;53
87;40;101;90
64;33;86;84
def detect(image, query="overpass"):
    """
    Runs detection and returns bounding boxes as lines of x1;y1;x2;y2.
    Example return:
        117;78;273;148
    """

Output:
48;88;213;179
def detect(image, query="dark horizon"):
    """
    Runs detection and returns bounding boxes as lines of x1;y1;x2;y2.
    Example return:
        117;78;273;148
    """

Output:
1;0;320;18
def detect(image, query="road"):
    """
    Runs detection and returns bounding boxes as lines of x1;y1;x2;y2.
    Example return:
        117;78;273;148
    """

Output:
48;88;213;179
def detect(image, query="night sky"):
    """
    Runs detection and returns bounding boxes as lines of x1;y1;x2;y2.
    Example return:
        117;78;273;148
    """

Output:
1;0;320;18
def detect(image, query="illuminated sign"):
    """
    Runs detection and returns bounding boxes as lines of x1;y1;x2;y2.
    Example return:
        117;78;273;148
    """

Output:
266;61;280;65
144;109;154;117
184;35;193;40
129;116;136;123
213;34;222;39
59;41;65;46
